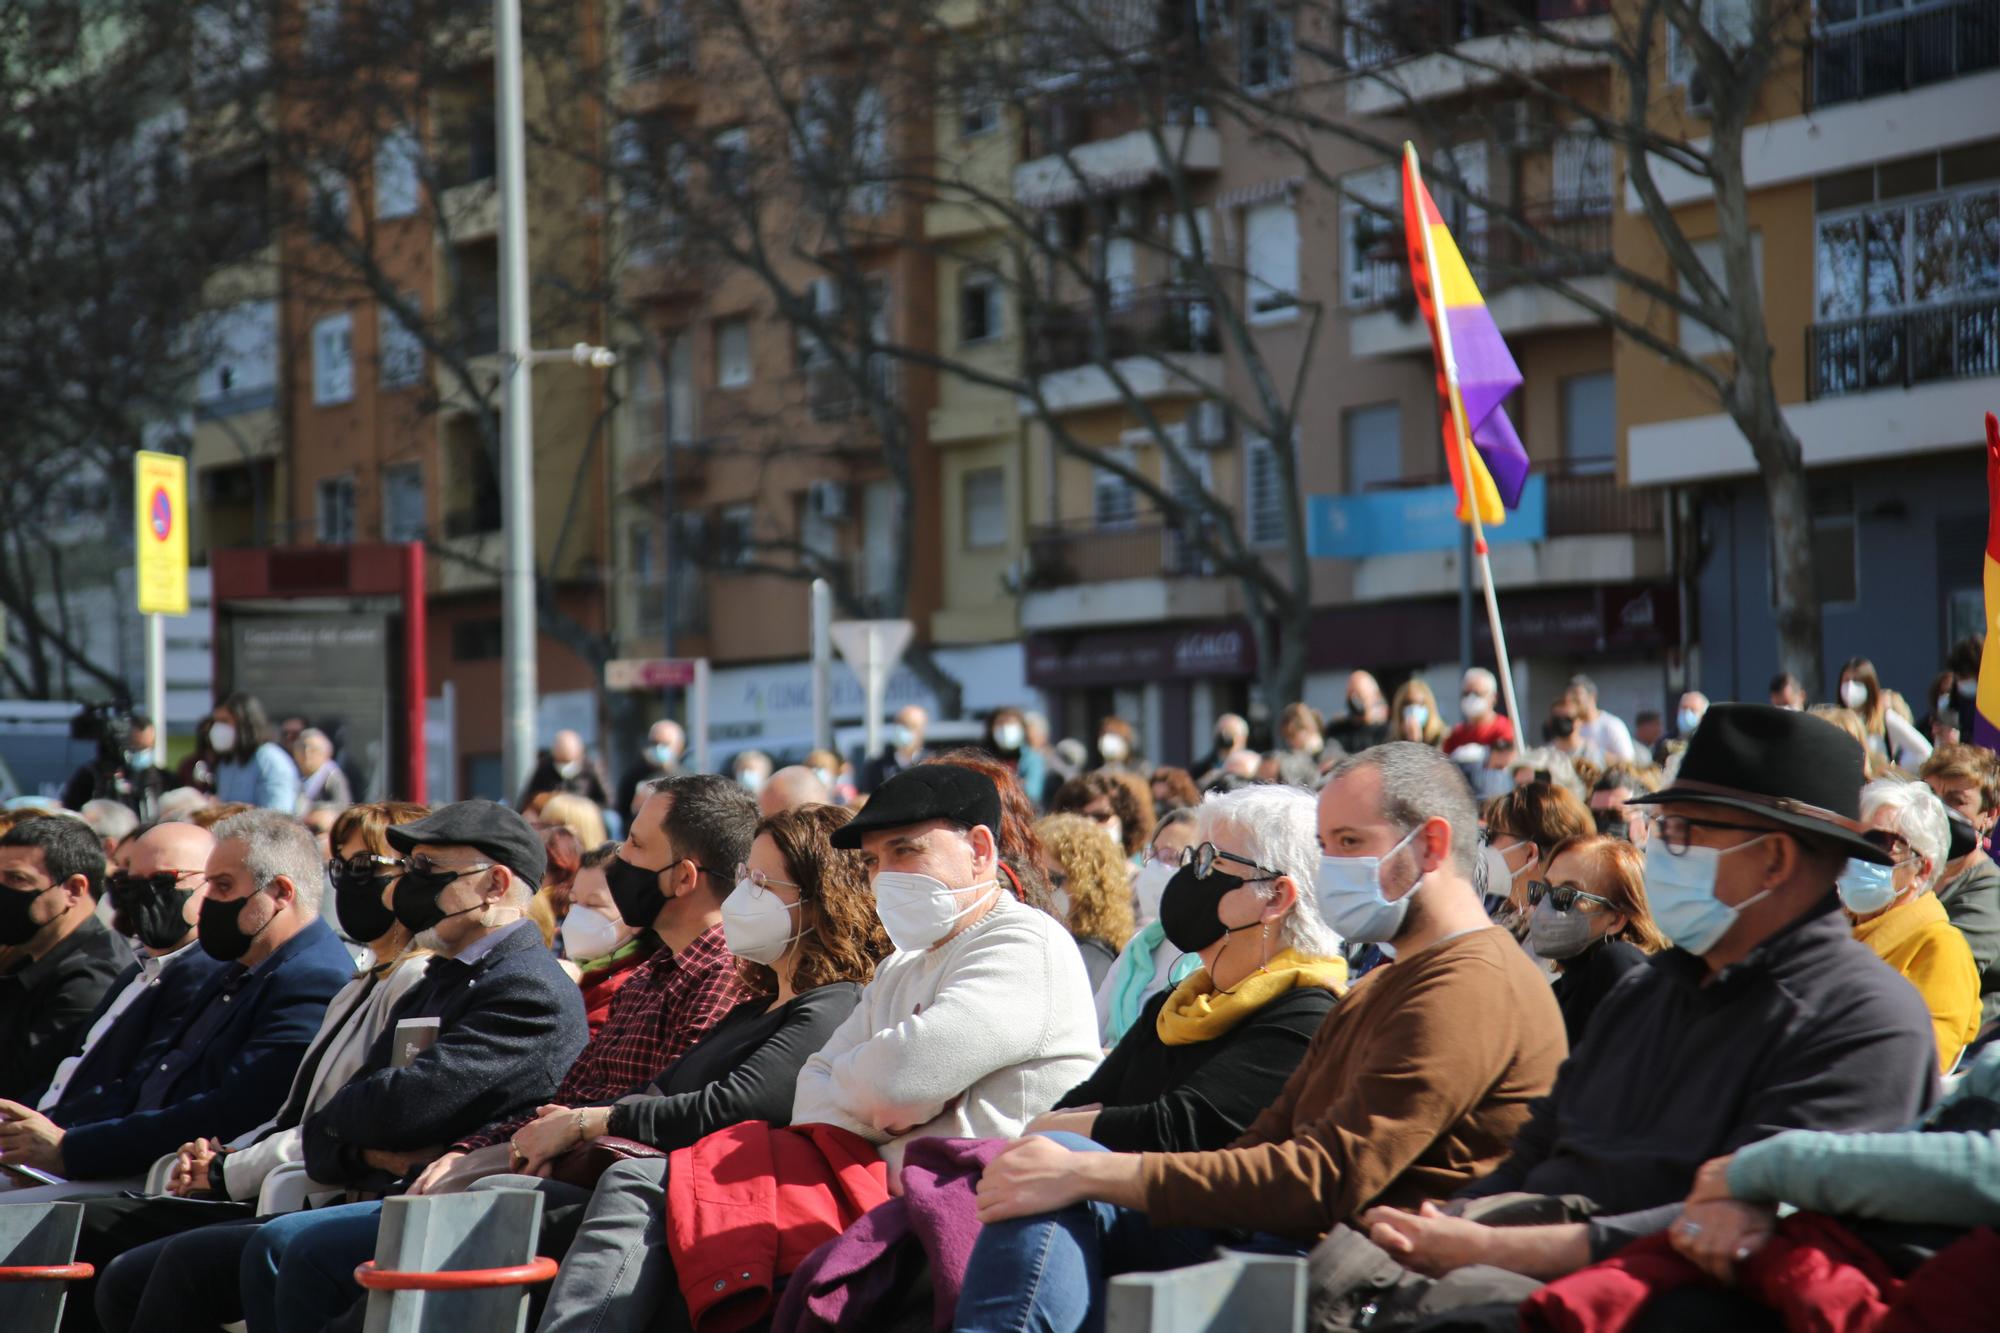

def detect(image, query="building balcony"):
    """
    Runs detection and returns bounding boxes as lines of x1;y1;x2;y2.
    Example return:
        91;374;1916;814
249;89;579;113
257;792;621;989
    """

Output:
1025;286;1224;412
1370;461;1658;538
615;2;699;114
1812;0;1999;109
1019;517;1234;629
1343;1;1613;115
1012;124;1219;210
806;358;899;423
1807;296;2000;400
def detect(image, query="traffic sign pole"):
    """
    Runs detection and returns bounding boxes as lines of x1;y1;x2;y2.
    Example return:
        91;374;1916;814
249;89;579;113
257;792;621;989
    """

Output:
135;451;188;763
146;614;165;767
828;619;914;763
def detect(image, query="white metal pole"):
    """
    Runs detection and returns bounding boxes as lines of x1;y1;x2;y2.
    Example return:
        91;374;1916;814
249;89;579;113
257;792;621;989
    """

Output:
810;580;832;753
691;658;711;773
145;613;166;768
497;0;538;803
863;632;886;766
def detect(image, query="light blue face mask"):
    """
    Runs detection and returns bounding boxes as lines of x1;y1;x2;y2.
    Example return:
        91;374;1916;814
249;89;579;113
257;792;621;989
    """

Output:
1677;708;1702;735
126;748;155;772
1836;856;1902;917
647;743;677;767
1642;831;1773;955
1314;827;1423;944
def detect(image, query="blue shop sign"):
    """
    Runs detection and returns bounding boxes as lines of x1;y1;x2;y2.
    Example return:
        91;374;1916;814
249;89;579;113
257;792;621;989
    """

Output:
1307;474;1546;559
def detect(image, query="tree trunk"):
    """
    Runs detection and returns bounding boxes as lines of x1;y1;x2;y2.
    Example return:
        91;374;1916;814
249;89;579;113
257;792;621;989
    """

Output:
1760;451;1824;691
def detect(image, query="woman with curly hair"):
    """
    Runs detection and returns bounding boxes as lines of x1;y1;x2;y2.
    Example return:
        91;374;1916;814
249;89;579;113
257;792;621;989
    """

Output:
1051;770;1155;864
1036;813;1138;990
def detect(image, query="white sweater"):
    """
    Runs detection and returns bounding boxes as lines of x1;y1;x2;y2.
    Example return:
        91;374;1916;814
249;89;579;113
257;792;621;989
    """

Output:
791;891;1101;1170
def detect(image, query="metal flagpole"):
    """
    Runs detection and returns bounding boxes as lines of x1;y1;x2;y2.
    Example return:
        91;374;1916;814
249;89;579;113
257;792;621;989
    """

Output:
496;0;538;803
1407;146;1522;741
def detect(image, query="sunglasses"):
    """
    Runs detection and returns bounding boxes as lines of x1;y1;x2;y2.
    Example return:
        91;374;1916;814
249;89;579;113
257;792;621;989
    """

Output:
1526;880;1613;913
733;863;799;893
105;869;201;897
1178;841;1281;881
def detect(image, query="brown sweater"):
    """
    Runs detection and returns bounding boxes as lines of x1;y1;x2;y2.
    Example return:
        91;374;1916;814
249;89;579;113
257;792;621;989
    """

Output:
1141;925;1565;1239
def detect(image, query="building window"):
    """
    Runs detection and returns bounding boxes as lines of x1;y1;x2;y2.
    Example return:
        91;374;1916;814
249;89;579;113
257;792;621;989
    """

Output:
309;162;348;240
381;462;425;542
452;617;503;661
1166;433;1217;574
1244;201;1299;322
375;128;421;218
960;270;1002;345
960;89;999;138
1240;0;1294;92
196;299;280;409
1679;232;1765;357
1341;166;1401;307
861;480;898;609
668;511;708;631
1245;431;1293;546
710;126;749;192
1552;132;1613;216
963;466;1006;549
316;474;356;544
716;317;752;387
443;418;501;535
312;312;354;405
1342;402;1402;494
378;294;425;389
629;521;658;585
1093;449;1140;530
718;502;755;568
1560;373;1616;475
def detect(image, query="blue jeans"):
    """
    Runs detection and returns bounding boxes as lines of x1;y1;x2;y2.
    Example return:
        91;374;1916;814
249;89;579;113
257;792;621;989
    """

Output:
239;1200;384;1333
953;1133;1224;1333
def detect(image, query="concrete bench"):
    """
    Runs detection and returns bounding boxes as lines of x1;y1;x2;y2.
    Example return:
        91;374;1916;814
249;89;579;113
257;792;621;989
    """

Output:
1106;1253;1307;1333
0;1201;92;1333
357;1189;552;1333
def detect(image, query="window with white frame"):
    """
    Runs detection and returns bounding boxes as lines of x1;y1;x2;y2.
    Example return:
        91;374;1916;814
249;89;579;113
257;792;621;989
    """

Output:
1245;200;1299;321
1342;402;1402;494
378;293;425;389
850;85;889;215
665;331;696;441
1341;166;1400;306
963;467;1006;549
375;128;421;218
1816;183;1999;321
310;162;347;238
862;480;898;607
316;474;355;544
718;503;755;568
1165;435;1216;573
1679;232;1764;357
1552;132;1613;216
716;317;752;387
1560;373;1616;475
1093;448;1140;529
381;462;425;541
1244;430;1293;546
312;312;354;404
960;270;1003;345
195;300;280;407
1240;0;1294;91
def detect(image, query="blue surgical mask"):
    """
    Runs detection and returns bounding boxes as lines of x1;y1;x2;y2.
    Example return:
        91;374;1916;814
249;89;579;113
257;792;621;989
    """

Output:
647;743;678;767
1642;832;1773;955
126;748;155;772
1836;857;1901;917
1677;708;1701;735
1313;827;1422;944
888;724;915;752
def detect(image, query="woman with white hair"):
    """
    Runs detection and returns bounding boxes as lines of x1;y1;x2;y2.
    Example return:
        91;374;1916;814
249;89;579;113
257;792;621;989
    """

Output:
1015;783;1346;1152
1843;778;1982;1071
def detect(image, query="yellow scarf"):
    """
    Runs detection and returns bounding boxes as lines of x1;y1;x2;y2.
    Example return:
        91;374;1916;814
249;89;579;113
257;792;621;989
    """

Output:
1155;947;1347;1046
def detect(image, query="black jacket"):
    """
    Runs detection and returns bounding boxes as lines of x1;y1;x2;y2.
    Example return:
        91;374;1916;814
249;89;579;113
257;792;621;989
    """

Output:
516;756;611;811
1549;938;1648;1050
46;945;228;1123
0;915;133;1105
1057;984;1334;1154
302;921;588;1191
615;760;680;826
1461;900;1938;1258
606;982;861;1150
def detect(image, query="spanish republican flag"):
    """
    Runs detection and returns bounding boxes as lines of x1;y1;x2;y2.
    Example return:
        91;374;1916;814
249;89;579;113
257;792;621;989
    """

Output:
1401;142;1532;528
1979;412;2000;752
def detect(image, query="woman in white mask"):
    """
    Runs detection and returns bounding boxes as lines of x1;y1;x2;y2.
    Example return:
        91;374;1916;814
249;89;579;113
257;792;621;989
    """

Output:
1093;809;1199;1046
563;843;657;1032
1523;834;1667;1045
477;805;889;1330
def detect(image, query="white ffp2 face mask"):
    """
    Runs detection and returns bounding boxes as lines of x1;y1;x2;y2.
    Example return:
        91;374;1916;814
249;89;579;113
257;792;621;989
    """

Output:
1132;860;1175;926
208;722;238;753
560;904;623;961
872;871;994;952
721;880;807;965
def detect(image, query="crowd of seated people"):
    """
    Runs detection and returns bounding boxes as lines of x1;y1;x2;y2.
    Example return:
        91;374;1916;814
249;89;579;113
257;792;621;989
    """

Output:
5;697;1995;1333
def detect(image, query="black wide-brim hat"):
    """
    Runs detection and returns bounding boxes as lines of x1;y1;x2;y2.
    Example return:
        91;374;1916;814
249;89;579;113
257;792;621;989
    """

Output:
1627;703;1890;864
830;764;1002;849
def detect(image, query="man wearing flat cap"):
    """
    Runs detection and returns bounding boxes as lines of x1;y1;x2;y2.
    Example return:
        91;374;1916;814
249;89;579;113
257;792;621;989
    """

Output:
1306;705;1938;1331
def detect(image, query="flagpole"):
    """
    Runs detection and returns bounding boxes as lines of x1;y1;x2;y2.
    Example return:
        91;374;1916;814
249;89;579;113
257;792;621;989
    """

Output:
1405;145;1523;743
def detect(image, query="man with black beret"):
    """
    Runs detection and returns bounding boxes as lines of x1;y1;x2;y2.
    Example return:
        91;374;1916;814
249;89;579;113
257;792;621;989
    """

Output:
93;800;590;1333
1307;705;1939;1331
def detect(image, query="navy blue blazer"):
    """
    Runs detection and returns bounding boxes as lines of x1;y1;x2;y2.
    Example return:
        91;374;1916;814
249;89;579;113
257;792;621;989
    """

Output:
61;917;356;1180
302;921;587;1191
47;945;228;1125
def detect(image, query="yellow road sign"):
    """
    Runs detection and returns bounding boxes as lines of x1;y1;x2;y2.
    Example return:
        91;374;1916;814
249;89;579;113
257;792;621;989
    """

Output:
134;451;189;615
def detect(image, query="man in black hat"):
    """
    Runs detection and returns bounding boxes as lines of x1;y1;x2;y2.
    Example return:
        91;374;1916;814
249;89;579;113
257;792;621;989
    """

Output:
1304;704;1939;1331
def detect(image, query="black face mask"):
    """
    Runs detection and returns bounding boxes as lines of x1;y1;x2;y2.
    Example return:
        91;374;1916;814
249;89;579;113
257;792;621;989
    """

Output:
605;855;669;930
0;883;55;948
108;874;197;952
1158;864;1256;954
198;891;274;962
391;862;491;935
333;867;401;944
1948;809;1982;863
1545;715;1576;741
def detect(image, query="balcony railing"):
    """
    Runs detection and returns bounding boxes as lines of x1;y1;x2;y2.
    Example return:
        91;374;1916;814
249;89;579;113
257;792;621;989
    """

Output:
1025;519;1210;588
1346;0;1610;69
807;357;898;422
1812;0;1999;108
1372;459;1659;537
1807;295;2000;399
1347;201;1612;312
620;2;695;79
1029;285;1223;376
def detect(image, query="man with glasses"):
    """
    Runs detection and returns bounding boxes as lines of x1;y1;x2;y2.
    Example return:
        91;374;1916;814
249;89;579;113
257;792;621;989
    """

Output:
34;822;225;1121
1309;705;1937;1331
961;742;1565;1333
402;773;763;1197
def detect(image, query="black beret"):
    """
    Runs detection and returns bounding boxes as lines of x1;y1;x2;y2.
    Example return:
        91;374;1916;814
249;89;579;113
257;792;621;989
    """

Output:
830;765;1002;849
386;799;547;887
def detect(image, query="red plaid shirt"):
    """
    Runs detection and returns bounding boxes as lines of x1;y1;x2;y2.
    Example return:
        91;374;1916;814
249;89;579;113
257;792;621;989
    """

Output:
455;923;759;1151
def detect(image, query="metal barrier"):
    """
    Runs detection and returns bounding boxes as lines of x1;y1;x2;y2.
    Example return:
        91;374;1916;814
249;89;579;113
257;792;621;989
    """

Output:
359;1189;549;1333
1106;1252;1307;1332
0;1202;91;1333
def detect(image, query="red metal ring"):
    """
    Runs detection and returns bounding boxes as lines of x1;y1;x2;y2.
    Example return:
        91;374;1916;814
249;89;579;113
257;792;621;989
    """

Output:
0;1263;95;1282
353;1257;558;1291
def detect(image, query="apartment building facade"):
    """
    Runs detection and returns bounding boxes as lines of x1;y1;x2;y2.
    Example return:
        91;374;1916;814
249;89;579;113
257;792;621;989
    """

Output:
1620;0;2000;706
